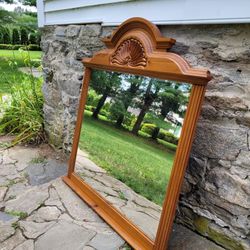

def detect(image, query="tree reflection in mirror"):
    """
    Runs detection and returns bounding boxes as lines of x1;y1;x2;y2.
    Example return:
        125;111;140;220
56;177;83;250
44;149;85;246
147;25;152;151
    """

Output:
75;69;191;240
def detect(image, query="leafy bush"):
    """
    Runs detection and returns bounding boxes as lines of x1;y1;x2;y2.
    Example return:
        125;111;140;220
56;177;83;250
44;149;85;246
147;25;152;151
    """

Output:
99;109;109;118
11;45;23;50
85;105;95;112
109;100;126;121
27;44;41;51
0;44;14;50
158;129;178;145
2;28;11;44
87;89;100;106
151;126;160;139
28;33;36;44
20;28;28;45
102;101;110;113
123;112;136;127
144;112;172;131
140;123;157;136
0;44;41;50
12;28;20;45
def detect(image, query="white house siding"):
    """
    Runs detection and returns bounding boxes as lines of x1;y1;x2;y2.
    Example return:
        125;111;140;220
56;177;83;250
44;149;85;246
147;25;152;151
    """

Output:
37;0;250;27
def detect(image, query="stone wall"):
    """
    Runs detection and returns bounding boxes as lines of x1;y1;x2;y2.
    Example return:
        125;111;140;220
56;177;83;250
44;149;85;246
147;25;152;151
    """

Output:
41;24;250;249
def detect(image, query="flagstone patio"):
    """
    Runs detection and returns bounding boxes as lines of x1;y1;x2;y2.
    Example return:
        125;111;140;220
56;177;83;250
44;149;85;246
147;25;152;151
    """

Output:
0;136;224;250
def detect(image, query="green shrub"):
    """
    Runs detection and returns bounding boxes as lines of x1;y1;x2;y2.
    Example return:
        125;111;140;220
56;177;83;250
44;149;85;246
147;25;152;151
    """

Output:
12;28;20;45
140;123;157;136
85;105;95;112
20;28;28;45
0;44;13;49
3;28;11;44
99;109;109;118
102;101;110;112
151;126;160;139
157;139;177;151
28;33;36;44
144;112;173;131
11;45;23;50
158;129;178;145
123;112;136;127
109;100;126;122
27;44;41;51
0;44;41;50
87;89;100;106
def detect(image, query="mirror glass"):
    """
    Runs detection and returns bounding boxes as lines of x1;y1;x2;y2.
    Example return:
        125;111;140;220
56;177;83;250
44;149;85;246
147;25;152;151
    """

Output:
75;69;191;240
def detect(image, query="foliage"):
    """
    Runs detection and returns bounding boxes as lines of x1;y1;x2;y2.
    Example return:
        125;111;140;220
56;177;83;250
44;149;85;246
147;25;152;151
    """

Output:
20;28;28;44
140;123;178;144
0;27;11;44
86;88;100;106
0;49;41;94
131;77;168;135
90;70;121;96
0;8;37;33
26;44;40;51
28;32;36;44
80;113;175;205
159;85;189;118
109;100;126;121
0;0;14;3
123;112;136;128
151;126;160;140
0;75;45;145
157;138;177;151
144;112;172;131
85;105;95;112
90;70;121;118
0;9;15;25
113;74;143;127
12;28;20;44
6;210;28;219
22;0;36;6
0;44;40;50
0;50;44;145
158;129;179;145
140;123;157;136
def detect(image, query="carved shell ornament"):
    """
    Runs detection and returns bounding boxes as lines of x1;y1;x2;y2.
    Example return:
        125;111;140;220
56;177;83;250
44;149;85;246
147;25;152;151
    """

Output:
111;38;147;67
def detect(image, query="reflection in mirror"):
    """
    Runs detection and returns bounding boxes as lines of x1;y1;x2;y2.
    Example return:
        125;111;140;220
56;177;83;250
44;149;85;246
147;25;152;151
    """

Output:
75;69;191;240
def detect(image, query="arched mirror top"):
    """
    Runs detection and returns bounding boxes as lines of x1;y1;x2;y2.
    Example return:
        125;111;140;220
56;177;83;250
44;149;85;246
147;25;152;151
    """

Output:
82;17;211;85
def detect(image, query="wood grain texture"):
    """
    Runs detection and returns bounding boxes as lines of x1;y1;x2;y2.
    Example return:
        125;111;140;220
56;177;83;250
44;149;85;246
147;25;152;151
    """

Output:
110;38;147;67
64;17;211;250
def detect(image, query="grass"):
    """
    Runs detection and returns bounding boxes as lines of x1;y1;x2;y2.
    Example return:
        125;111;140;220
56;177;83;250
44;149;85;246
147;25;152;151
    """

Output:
79;113;176;205
6;210;28;219
30;156;47;164
0;49;42;93
0;49;45;145
0;49;41;59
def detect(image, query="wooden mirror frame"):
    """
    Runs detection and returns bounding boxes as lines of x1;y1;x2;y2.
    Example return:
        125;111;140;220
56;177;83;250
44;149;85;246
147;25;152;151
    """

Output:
63;17;211;250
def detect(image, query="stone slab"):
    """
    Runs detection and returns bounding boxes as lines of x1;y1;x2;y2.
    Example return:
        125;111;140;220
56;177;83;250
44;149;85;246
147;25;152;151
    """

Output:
53;179;102;222
35;221;95;250
14;240;34;250
19;220;56;239
5;185;49;215
26;159;67;186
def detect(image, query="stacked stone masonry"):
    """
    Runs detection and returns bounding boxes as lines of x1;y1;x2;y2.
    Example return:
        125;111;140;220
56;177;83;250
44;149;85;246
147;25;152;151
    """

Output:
41;24;250;249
